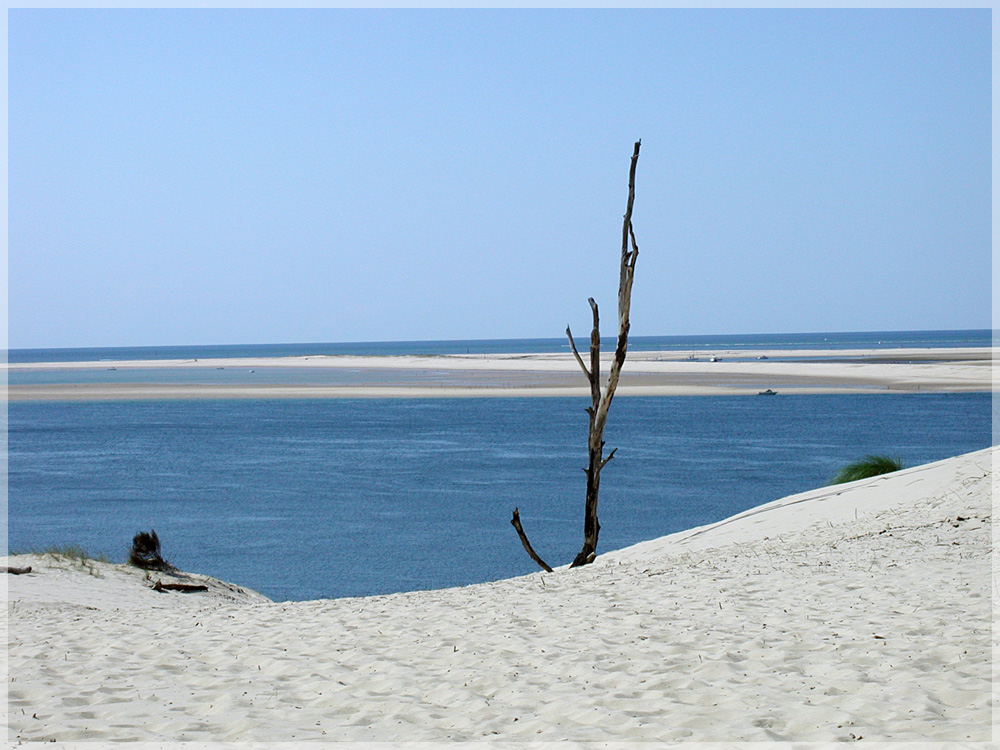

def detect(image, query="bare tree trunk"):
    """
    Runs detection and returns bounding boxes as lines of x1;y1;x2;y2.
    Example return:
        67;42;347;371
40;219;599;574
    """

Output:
567;140;641;568
512;141;641;572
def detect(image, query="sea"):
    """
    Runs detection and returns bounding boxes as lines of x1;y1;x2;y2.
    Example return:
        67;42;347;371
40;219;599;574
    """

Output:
6;330;995;602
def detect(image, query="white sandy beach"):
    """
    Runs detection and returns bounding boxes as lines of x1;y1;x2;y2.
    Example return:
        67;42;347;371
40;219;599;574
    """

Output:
4;447;993;744
5;346;994;399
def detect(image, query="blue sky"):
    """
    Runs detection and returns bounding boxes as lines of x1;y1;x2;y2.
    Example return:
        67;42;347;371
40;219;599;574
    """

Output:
9;9;991;349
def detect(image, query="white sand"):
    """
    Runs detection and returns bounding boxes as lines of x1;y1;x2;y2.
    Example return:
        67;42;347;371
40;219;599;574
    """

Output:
5;447;993;744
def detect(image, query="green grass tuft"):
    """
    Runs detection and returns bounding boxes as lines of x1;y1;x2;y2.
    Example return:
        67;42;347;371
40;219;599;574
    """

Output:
832;455;904;485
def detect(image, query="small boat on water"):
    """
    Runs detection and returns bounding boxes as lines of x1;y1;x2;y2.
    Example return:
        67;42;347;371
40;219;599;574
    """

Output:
757;389;778;396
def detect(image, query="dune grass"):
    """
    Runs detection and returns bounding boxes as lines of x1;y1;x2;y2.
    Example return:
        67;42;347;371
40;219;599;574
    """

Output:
9;545;113;576
10;544;110;562
832;455;904;485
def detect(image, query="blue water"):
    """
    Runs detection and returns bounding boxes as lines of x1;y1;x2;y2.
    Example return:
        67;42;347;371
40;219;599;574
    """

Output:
8;391;993;602
8;329;993;364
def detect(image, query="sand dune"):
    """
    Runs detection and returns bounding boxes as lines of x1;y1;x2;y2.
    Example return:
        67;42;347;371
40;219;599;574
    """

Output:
5;447;993;743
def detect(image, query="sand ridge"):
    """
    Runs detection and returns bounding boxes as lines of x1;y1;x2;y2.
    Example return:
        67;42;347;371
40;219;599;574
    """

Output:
4;447;993;743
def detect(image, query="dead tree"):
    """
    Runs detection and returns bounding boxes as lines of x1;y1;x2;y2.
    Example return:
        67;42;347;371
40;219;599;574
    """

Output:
512;140;641;570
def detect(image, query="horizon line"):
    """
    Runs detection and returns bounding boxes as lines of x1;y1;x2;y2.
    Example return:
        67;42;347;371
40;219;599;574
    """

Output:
7;327;995;353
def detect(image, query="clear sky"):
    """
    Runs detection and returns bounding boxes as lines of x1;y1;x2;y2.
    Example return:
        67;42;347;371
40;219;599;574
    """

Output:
9;8;991;349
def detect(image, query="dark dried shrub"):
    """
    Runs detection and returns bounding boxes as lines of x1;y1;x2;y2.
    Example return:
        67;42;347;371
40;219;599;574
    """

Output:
128;529;176;572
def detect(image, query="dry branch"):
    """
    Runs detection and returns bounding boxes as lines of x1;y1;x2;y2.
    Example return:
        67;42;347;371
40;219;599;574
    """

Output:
566;326;590;379
511;508;554;573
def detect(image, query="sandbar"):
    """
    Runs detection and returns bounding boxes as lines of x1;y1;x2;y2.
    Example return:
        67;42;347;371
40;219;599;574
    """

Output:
5;346;994;399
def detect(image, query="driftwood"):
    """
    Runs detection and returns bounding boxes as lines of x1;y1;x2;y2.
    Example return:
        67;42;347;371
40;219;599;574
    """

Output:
152;580;208;593
513;140;642;571
4;566;32;575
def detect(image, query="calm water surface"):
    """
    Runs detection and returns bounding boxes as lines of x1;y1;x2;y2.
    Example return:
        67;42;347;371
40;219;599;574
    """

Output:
8;393;992;601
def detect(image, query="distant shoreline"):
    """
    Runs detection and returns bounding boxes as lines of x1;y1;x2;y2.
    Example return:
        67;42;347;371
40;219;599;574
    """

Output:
5;346;993;400
7;329;993;363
